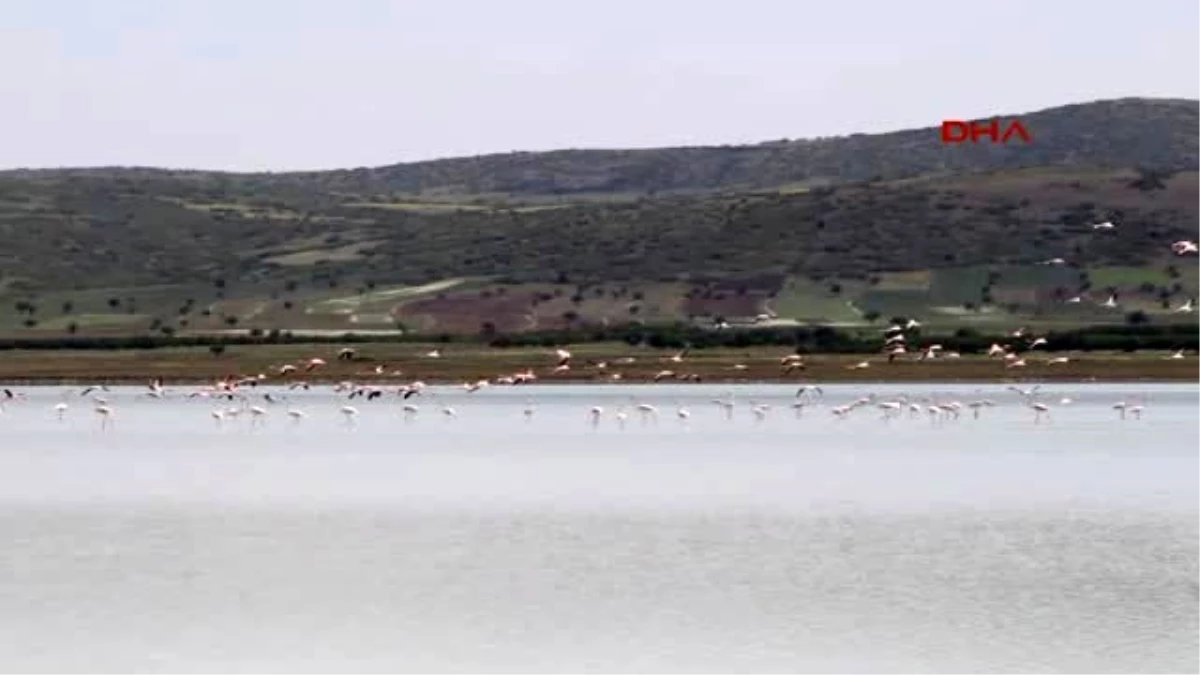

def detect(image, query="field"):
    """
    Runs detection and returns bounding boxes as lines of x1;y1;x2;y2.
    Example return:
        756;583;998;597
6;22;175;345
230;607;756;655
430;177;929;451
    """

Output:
1;261;1197;339
0;343;1194;385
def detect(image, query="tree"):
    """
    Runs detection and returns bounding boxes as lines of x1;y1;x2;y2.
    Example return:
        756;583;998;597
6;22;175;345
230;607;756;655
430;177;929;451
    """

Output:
1129;167;1169;191
66;322;78;334
209;344;226;356
863;310;881;323
108;297;120;309
1125;310;1150;325
61;301;73;314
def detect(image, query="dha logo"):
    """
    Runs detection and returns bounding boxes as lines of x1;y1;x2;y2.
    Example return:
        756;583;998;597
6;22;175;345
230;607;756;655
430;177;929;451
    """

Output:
940;118;1032;144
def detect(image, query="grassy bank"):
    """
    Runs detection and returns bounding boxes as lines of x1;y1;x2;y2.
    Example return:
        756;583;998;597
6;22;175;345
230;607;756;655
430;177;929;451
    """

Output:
0;343;1194;385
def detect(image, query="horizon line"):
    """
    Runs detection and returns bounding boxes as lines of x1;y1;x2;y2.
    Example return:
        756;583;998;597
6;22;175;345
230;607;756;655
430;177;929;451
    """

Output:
1;95;1195;175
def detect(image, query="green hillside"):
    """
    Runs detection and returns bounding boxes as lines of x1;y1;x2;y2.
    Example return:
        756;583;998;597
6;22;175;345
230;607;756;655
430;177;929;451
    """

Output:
0;97;1196;337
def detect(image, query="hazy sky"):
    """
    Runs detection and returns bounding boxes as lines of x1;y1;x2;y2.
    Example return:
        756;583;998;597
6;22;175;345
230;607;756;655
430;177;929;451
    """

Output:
3;0;1197;171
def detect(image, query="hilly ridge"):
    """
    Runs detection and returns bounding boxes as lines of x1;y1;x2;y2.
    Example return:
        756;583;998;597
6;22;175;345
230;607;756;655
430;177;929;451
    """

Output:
4;97;1197;198
0;97;1197;337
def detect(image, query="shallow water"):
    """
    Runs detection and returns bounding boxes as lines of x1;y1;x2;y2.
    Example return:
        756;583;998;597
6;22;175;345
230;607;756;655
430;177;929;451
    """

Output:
0;383;1196;672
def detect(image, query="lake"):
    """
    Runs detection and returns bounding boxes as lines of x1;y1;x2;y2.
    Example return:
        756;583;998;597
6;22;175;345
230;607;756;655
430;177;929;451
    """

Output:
0;382;1196;673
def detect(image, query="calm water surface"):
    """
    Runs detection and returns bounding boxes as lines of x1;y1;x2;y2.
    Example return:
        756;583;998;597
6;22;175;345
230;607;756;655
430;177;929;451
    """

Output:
0;383;1196;673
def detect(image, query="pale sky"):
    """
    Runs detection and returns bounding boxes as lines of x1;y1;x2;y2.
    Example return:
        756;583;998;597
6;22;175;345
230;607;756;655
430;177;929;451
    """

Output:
3;0;1197;171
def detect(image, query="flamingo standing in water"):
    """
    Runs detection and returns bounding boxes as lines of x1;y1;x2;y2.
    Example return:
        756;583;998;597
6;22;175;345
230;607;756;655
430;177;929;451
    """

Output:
94;405;114;430
402;404;419;422
249;406;268;427
676;403;691;424
1030;403;1050;424
635;403;658;426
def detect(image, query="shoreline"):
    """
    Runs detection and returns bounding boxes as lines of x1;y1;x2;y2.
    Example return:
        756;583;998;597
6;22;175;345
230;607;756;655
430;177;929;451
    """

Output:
0;344;1194;386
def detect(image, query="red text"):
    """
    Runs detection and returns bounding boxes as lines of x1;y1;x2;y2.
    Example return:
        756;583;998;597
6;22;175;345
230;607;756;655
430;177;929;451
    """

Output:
940;118;1032;144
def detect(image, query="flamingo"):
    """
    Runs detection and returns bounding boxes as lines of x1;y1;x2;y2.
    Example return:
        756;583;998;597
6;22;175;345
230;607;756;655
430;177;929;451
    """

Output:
287;409;306;424
53;402;68;421
1171;240;1198;255
248;406;267;427
94;405;114;430
588;406;603;428
635;403;658;425
339;405;359;426
1030;403;1050;424
676;405;691;423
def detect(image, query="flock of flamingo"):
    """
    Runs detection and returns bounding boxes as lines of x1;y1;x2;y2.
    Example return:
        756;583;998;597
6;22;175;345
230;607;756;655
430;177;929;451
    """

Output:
0;356;1159;432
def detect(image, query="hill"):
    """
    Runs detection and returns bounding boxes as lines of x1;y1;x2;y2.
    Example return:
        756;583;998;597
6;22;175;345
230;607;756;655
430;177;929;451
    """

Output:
0;97;1196;337
4;97;1196;198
